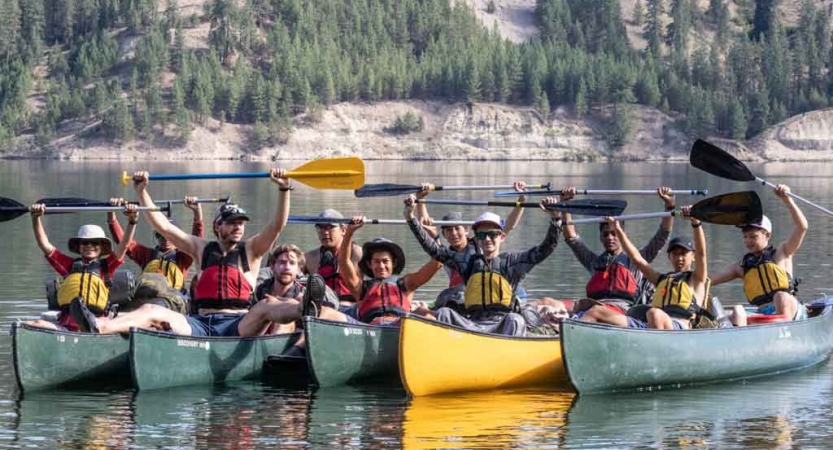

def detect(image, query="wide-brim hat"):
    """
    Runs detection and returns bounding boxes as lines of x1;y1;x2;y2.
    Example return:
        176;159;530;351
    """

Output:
359;238;406;278
68;225;113;255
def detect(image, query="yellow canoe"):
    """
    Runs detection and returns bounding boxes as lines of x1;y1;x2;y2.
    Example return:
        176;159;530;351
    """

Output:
399;315;567;396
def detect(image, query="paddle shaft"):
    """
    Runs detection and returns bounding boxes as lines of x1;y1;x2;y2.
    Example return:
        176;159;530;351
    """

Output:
430;183;550;191
569;211;675;224
45;206;167;212
753;177;833;216
495;189;707;197
419;199;547;208
287;216;473;226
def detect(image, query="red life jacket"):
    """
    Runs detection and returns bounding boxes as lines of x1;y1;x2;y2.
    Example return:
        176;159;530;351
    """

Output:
586;260;638;302
317;247;355;302
357;278;410;324
193;241;253;310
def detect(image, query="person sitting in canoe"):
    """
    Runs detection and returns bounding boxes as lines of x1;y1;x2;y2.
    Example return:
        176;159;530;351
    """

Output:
106;196;204;293
26;203;137;331
712;184;808;324
302;209;363;315
301;215;443;326
69;169;318;337
404;195;563;336
605;208;709;329
560;186;675;326
256;244;339;334
414;181;529;309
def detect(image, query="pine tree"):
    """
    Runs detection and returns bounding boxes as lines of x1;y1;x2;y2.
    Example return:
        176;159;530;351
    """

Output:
728;99;747;139
751;0;778;41
606;104;632;149
644;0;664;57
208;0;236;65
633;0;644;25
575;80;589;118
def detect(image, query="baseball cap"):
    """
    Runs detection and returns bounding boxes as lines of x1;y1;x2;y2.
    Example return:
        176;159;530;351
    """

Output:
213;204;250;224
738;215;772;233
472;212;504;230
667;236;695;252
316;209;344;226
440;211;464;228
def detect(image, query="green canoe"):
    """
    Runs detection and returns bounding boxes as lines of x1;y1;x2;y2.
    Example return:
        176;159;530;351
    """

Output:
129;328;301;390
12;322;130;391
304;316;401;388
561;297;833;395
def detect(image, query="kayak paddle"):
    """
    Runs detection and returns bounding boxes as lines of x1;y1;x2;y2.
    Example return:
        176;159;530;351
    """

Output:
569;191;762;225
37;196;231;207
354;182;552;198
287;216;474;226
690;139;833;216
418;198;627;216
121;157;365;190
494;189;708;197
0;196;170;223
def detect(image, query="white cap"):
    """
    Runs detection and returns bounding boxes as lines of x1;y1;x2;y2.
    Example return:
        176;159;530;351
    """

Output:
472;212;504;230
740;215;772;233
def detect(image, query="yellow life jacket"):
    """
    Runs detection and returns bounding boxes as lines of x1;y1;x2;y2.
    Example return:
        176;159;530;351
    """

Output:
56;259;111;315
741;246;791;306
143;251;184;291
463;255;514;311
651;271;699;319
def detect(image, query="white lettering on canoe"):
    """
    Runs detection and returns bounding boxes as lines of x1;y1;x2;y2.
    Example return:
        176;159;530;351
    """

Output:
57;335;65;343
176;339;210;350
343;328;375;337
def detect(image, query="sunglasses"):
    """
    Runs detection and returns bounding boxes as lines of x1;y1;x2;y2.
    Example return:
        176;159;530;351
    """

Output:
474;230;502;241
79;240;101;247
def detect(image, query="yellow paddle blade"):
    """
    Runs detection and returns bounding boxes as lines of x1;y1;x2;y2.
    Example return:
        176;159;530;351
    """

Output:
288;157;365;190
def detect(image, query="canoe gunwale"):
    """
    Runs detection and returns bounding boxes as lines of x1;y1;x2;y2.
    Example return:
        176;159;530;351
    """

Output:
128;327;301;342
560;302;833;395
403;313;561;342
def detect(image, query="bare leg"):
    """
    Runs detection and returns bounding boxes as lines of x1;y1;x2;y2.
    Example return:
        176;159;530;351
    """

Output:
97;304;193;335
729;305;747;327
646;308;678;330
580;305;629;327
24;320;62;331
237;298;302;337
773;292;799;320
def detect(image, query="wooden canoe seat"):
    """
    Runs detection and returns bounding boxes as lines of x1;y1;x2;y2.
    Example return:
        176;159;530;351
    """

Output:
748;314;789;324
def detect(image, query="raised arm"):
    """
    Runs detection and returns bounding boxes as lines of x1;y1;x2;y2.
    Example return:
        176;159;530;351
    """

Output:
611;218;660;285
774;184;808;258
709;264;742;285
559;187;578;240
106;198;126;243
402;259;444;292
133;171;202;258
503;181;527;234
404;195;453;262
247;168;290;259
414;184;440;240
338;216;365;300
684;206;707;287
29;204;55;256
113;204;139;261
184;196;205;237
657;185;675;235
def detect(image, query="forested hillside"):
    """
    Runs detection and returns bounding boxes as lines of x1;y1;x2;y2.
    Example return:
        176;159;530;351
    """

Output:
0;0;830;153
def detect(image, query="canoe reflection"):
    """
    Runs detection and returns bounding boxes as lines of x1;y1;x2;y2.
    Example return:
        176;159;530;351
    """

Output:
565;364;832;448
403;388;574;449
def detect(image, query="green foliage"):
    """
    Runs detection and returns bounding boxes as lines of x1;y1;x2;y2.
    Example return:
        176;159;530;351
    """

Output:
633;0;644;25
486;1;497;14
605;104;631;149
388;111;425;135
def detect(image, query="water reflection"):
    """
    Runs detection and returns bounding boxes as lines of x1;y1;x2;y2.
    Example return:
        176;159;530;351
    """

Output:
564;364;833;449
403;388;573;449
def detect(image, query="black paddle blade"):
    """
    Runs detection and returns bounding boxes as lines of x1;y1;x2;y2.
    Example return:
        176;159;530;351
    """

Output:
36;197;110;207
0;196;28;222
691;191;762;225
354;183;421;198
546;199;627;216
690;139;755;182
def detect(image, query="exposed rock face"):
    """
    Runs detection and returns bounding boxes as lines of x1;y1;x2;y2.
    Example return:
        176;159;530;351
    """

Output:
3;101;832;161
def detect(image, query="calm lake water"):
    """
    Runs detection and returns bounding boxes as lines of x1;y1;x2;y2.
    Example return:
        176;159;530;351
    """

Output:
1;159;833;448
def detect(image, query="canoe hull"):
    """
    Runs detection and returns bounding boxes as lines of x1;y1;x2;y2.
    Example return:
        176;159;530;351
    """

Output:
561;300;833;394
304;317;400;387
12;322;130;391
399;315;567;396
129;328;300;390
